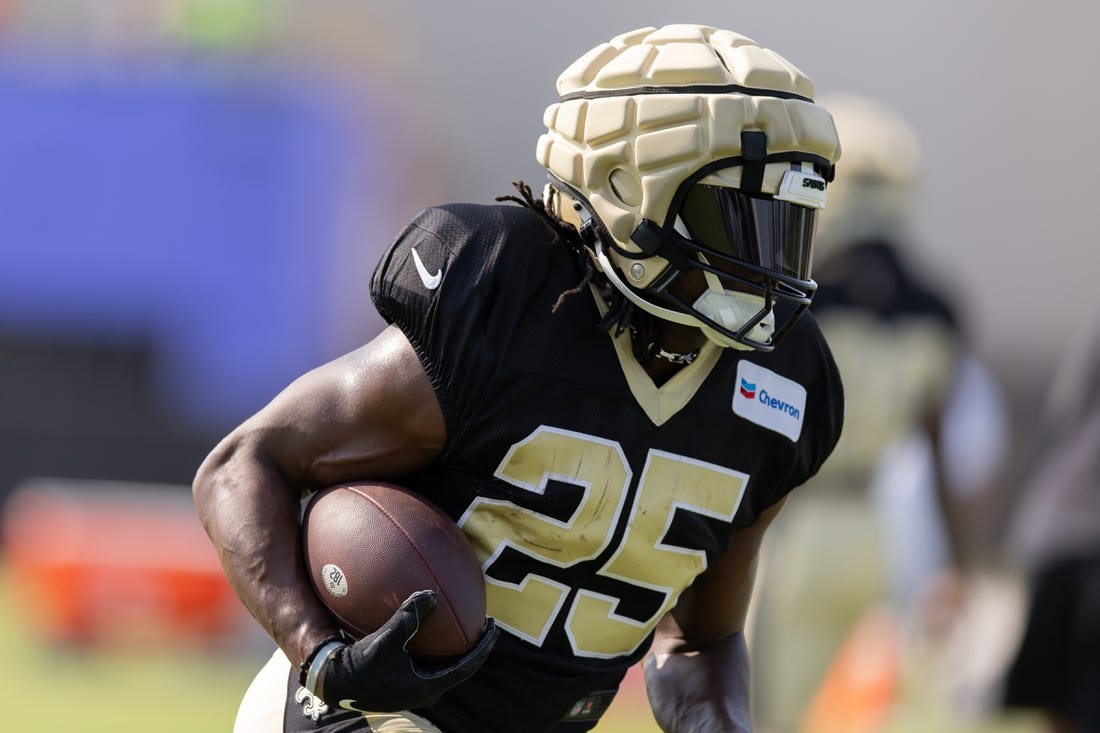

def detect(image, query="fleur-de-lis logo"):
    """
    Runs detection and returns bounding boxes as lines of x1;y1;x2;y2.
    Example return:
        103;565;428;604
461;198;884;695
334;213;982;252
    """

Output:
295;686;329;721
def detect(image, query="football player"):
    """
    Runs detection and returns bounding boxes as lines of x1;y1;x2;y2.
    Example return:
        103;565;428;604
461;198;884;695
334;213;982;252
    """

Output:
1003;314;1100;733
748;94;974;733
194;24;843;733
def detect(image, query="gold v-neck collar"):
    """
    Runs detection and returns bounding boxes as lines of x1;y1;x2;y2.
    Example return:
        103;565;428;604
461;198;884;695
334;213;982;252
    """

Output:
590;286;722;426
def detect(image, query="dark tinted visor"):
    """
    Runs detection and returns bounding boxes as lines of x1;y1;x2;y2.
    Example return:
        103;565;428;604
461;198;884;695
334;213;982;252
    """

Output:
678;184;818;281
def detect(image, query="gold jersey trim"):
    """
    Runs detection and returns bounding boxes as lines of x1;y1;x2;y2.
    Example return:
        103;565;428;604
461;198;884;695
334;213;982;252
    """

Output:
591;285;721;425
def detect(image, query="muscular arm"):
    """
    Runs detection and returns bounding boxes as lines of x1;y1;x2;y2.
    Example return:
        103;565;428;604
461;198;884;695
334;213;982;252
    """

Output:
192;326;446;669
645;498;787;733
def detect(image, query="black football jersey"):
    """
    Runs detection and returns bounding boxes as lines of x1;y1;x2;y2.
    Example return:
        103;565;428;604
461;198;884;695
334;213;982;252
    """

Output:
369;203;844;733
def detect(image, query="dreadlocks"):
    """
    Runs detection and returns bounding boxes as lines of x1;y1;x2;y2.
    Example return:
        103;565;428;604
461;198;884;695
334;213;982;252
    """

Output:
496;181;659;366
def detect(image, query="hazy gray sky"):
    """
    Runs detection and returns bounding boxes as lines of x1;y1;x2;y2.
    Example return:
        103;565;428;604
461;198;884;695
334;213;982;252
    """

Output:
372;1;1100;379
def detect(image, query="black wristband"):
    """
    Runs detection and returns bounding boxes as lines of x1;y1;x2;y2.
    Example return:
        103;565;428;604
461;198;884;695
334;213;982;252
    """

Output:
298;635;346;687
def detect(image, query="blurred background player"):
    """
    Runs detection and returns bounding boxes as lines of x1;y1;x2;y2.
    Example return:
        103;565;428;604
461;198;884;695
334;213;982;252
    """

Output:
1000;310;1100;733
748;93;1008;733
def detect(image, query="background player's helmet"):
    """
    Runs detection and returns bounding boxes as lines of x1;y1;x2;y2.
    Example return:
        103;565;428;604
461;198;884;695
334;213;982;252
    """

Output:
537;25;842;351
813;93;922;266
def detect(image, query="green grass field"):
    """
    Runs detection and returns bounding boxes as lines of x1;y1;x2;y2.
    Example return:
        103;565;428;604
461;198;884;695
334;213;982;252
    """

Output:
0;562;659;732
1;570;259;731
1;562;1044;733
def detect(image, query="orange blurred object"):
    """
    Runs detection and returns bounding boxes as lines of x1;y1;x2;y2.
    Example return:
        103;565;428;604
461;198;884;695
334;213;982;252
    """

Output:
1;478;245;646
799;606;901;733
598;662;662;732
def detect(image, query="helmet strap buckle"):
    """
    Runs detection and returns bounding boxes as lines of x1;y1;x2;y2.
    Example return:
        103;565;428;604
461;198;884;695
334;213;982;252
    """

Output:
629;219;664;256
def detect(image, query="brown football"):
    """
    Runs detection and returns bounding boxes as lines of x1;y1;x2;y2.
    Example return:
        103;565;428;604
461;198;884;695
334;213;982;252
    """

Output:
301;482;486;663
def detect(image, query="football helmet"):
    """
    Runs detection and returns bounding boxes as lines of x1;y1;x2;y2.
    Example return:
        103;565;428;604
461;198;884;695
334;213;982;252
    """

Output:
813;93;922;266
536;24;841;351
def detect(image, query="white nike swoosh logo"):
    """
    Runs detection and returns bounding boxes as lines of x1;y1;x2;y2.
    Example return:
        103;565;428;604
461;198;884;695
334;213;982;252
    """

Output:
411;248;442;290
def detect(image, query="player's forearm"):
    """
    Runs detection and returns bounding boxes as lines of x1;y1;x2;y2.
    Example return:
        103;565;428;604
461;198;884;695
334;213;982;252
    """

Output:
193;439;342;668
924;406;970;569
644;631;752;733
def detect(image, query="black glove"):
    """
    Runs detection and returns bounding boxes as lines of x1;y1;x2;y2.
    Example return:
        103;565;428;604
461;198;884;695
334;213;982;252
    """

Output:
314;590;499;713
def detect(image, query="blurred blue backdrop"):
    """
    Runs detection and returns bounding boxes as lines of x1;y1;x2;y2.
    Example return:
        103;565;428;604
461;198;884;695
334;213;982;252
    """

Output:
0;58;353;427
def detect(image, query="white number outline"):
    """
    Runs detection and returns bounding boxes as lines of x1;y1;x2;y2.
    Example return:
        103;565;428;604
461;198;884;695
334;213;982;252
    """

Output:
567;450;749;658
458;426;631;647
459;426;749;657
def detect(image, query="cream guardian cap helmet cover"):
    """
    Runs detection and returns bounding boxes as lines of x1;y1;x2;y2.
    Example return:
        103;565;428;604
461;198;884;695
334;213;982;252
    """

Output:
536;25;842;351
